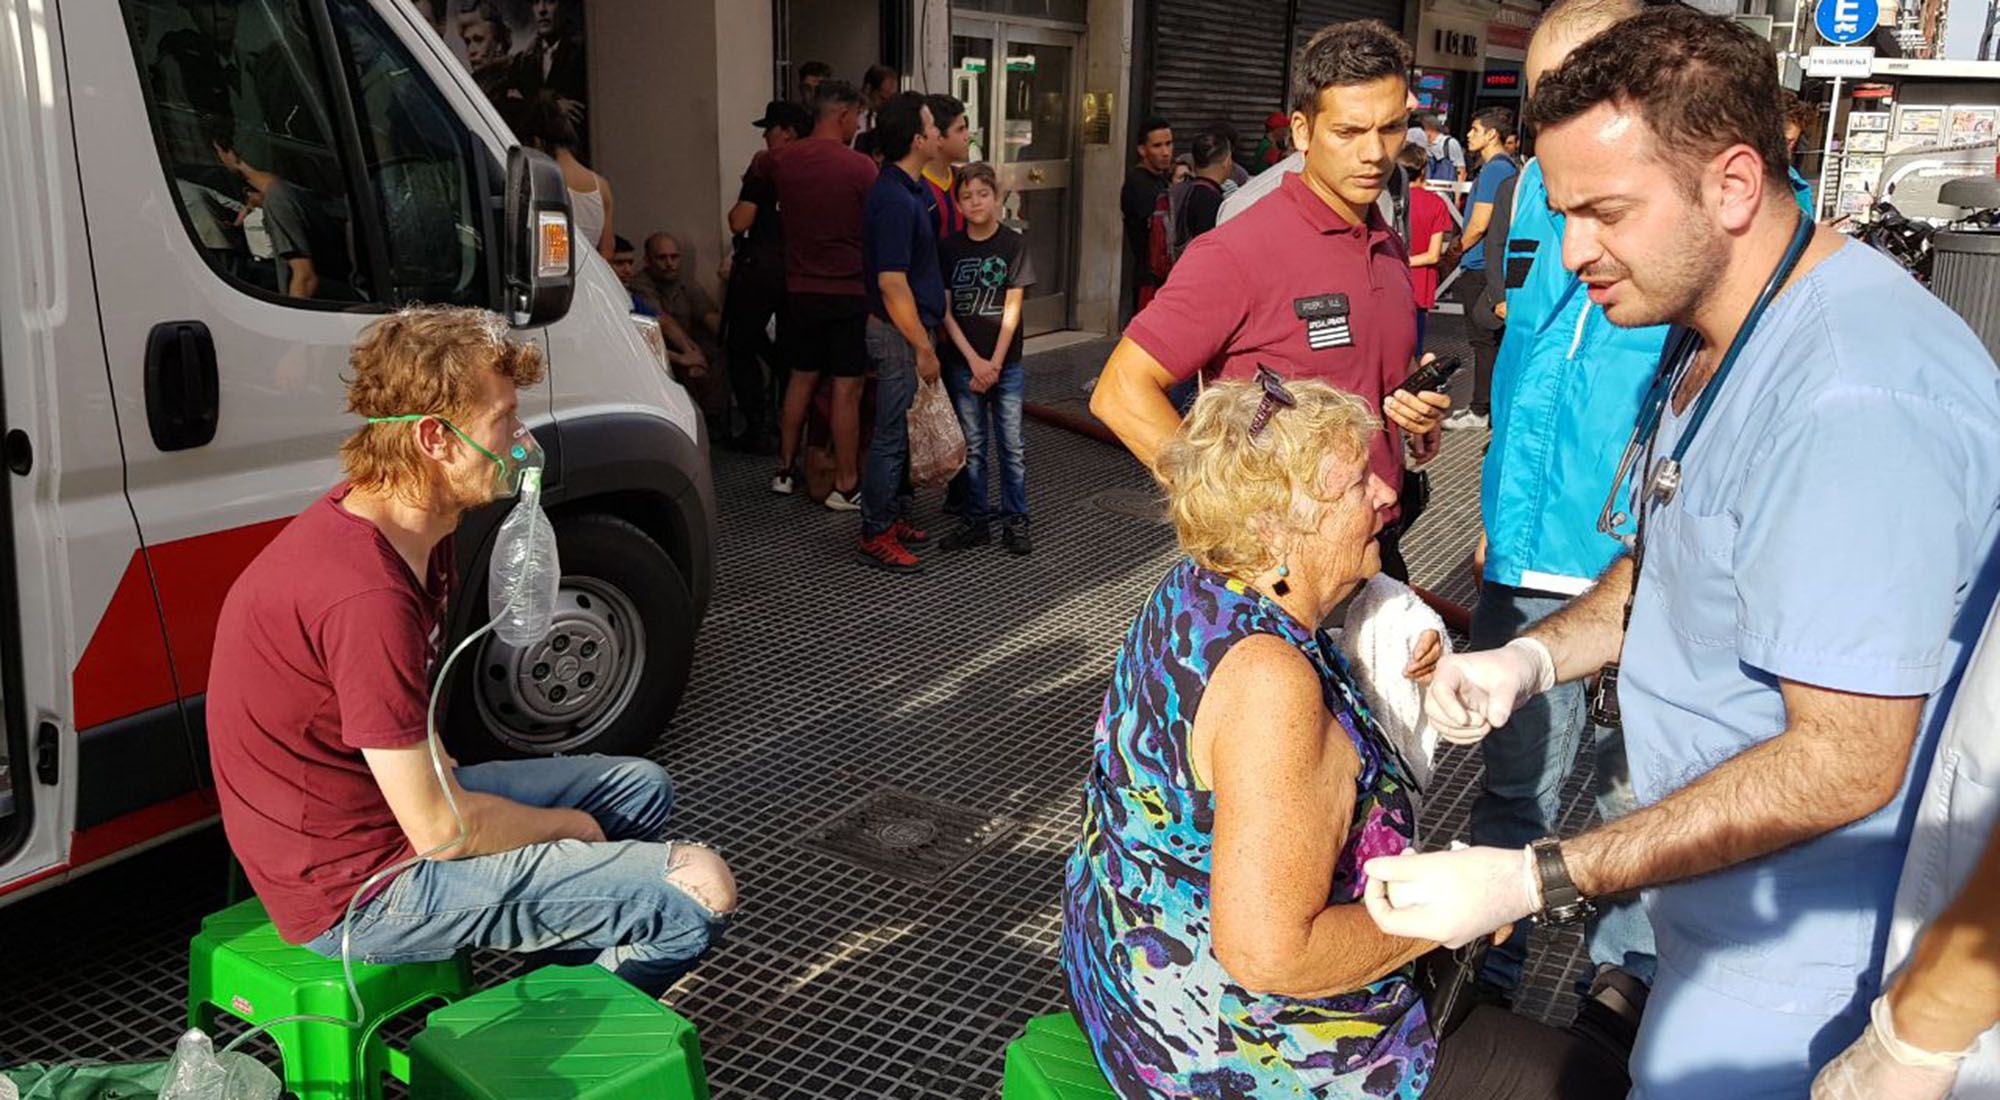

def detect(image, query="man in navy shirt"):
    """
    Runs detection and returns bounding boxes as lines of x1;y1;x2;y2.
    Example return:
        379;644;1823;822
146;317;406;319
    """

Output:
1445;107;1520;431
857;92;945;572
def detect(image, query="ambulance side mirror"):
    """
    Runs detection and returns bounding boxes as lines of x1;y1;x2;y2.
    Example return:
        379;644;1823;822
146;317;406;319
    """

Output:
504;145;576;329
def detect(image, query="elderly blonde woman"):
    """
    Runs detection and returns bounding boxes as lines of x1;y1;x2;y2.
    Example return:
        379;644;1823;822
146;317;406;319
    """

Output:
1060;373;1628;1098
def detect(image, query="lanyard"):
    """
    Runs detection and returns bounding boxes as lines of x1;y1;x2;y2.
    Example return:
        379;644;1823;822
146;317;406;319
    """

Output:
1598;214;1816;550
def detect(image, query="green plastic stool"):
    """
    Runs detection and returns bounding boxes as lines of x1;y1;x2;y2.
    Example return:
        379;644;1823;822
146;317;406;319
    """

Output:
409;965;709;1099
1002;1014;1116;1099
186;896;473;1100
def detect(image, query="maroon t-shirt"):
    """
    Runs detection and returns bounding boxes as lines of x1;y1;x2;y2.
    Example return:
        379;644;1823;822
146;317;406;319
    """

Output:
759;136;878;296
207;484;452;943
1125;171;1418;509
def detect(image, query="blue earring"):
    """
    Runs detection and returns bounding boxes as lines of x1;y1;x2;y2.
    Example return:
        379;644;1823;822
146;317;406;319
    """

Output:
1274;562;1291;597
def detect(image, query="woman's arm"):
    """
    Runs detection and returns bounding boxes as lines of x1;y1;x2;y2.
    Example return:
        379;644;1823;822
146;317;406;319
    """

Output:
596;175;616;260
1201;635;1435;998
1409;230;1445;268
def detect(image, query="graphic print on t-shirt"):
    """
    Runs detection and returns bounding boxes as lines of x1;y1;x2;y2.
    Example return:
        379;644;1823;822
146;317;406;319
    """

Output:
939;226;1037;364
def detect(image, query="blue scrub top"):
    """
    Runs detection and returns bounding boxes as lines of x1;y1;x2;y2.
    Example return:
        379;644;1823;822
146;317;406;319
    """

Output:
1616;241;2000;1094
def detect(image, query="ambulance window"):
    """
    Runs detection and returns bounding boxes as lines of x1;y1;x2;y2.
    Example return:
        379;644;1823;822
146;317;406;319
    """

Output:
120;0;370;306
328;0;489;306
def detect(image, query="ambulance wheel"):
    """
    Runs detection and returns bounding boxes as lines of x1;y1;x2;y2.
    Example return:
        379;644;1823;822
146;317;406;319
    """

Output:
454;513;693;761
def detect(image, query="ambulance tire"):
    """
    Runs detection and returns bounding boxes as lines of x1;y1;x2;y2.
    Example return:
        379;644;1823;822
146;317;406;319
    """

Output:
451;512;693;762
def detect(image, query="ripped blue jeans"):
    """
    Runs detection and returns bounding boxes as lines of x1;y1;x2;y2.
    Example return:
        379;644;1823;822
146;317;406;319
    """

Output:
303;755;728;998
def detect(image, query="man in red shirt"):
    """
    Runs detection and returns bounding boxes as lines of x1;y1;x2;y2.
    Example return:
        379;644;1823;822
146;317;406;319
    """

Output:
762;81;879;510
207;307;736;997
1091;20;1450;581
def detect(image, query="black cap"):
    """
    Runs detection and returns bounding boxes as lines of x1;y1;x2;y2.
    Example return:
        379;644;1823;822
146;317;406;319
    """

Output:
753;100;812;133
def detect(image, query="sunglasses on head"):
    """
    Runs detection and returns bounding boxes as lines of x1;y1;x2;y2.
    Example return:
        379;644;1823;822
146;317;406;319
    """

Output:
1248;366;1295;437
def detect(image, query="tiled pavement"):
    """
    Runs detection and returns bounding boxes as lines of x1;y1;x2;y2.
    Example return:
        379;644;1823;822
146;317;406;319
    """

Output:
0;315;1598;1096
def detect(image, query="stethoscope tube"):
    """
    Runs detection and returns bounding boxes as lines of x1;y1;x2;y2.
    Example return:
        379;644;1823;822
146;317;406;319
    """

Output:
1596;213;1817;545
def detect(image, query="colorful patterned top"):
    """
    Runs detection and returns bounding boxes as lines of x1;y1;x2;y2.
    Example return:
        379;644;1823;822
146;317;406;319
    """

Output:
1061;559;1435;1098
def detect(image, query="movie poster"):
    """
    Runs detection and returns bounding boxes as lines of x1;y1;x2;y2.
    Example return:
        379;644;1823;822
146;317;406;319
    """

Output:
404;0;589;156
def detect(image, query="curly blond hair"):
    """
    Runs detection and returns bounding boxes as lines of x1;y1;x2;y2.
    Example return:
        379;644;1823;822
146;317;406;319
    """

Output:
1155;377;1379;579
339;306;546;499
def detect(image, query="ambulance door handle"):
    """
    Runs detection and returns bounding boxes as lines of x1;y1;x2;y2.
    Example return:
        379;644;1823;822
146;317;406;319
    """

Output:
143;321;219;452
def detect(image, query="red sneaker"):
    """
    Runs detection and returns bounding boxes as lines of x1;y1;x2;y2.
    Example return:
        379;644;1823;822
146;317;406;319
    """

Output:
889;518;930;546
854;531;924;573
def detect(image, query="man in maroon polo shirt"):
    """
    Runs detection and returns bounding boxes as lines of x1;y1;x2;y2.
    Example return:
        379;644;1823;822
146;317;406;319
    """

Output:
761;80;879;509
1091;20;1449;581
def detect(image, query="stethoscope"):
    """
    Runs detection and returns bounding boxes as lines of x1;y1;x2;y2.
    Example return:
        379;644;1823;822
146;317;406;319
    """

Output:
1596;213;1816;547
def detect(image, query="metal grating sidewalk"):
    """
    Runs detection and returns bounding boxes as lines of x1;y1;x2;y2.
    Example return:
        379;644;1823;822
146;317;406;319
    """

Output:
0;315;1597;1097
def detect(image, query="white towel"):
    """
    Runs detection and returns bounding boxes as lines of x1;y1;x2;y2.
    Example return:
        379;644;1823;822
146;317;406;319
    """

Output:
1339;574;1451;792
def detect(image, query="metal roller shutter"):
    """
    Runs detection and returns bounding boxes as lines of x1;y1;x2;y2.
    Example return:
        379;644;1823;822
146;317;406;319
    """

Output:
1149;0;1290;156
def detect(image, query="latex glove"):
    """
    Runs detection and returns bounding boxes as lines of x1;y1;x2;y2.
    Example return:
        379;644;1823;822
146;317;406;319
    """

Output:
1812;996;1969;1100
1423;637;1555;745
1364;845;1540;948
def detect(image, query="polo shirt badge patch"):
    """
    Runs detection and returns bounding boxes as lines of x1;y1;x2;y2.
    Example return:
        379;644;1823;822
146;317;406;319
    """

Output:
1295;293;1353;351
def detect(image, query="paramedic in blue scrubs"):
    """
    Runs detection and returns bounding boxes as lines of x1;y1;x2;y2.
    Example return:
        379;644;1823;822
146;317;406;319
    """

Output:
1361;9;2000;1098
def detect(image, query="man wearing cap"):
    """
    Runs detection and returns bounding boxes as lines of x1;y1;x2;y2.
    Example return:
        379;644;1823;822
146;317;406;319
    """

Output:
1252;111;1291;173
721;99;811;452
1091;20;1449;581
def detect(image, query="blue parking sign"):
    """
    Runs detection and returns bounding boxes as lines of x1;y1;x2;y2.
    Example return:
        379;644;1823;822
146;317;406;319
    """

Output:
1815;0;1879;44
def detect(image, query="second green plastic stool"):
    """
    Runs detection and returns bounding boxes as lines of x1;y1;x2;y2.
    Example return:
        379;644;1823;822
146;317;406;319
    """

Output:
410;965;709;1099
186;896;474;1100
1001;1013;1116;1099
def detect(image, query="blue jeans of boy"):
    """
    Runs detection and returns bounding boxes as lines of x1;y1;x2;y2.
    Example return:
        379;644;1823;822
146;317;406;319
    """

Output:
1469;584;1657;992
303;755;727;998
942;360;1028;525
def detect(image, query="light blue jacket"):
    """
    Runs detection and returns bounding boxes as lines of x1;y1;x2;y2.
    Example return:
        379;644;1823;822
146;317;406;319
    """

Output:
1480;159;1669;595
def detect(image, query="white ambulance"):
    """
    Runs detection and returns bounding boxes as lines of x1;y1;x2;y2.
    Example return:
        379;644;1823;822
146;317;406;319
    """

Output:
0;0;716;902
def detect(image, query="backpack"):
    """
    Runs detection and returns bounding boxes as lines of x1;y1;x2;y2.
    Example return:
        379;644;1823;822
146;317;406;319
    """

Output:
1168;176;1223;260
1424;136;1463;182
1145;187;1175;287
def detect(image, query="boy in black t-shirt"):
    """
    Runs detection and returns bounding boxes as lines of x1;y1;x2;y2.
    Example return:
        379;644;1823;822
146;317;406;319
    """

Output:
937;163;1036;554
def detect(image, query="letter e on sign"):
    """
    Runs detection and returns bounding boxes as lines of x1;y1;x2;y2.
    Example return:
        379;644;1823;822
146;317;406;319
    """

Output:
1815;0;1879;46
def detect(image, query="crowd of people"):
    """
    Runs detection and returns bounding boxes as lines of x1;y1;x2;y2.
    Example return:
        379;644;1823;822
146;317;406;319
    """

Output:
1071;2;2000;1099
535;58;1034;572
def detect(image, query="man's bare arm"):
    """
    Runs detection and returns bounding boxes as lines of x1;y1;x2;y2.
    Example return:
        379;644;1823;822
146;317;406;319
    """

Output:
364;746;603;860
1566;680;1922;898
1089;337;1183;471
1525;556;1633;682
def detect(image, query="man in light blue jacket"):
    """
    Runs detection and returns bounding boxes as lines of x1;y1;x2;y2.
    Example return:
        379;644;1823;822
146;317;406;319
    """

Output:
1469;0;1661;1003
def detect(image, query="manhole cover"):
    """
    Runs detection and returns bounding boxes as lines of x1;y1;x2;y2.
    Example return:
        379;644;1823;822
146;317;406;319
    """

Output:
1090;488;1168;522
800;788;1014;885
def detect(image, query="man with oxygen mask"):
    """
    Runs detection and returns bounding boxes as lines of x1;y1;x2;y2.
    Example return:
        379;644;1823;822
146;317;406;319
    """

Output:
1358;9;2000;1098
208;307;735;999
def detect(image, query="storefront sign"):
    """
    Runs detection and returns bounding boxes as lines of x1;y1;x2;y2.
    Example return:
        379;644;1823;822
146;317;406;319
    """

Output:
1081;91;1114;146
1483;69;1521;91
1416;12;1488;72
1806;45;1876;77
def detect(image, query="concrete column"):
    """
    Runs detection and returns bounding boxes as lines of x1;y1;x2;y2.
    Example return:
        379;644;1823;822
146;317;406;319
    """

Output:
588;1;773;303
1075;0;1137;336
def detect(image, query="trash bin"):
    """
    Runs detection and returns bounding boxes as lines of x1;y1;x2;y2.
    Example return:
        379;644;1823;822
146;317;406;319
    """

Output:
1930;177;2000;365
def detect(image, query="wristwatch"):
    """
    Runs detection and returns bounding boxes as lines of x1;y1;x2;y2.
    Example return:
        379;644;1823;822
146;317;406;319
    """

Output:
1529;837;1596;927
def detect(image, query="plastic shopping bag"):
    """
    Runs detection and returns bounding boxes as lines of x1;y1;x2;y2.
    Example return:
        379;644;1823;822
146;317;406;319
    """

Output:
907;378;966;489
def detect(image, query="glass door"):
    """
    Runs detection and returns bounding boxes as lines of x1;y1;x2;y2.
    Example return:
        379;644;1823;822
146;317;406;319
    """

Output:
950;16;1081;334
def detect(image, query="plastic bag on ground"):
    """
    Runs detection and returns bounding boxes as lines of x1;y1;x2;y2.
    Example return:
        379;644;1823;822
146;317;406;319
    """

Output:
154;1031;279;1100
908;378;966;489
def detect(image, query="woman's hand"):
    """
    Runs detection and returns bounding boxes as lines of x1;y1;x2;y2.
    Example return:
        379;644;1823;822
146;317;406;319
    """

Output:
1404;630;1443;686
